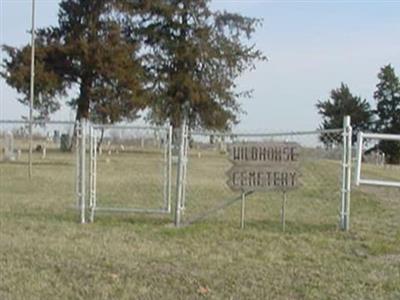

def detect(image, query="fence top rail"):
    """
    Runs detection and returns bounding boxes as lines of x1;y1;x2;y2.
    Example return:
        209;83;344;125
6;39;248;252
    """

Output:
190;128;343;138
358;178;400;188
360;132;400;141
92;124;169;131
0;119;76;125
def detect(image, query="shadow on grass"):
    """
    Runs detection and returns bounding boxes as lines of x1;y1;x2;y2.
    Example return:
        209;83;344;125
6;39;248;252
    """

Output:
1;207;339;236
93;213;172;227
1;208;173;229
181;217;339;235
0;209;78;224
0;161;73;166
246;219;338;234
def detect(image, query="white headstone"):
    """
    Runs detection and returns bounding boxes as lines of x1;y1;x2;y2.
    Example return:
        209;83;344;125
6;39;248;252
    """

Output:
41;147;47;159
219;140;227;154
3;132;16;161
16;149;22;161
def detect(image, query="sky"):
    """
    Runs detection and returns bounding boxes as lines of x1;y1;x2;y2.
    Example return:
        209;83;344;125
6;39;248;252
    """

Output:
1;0;399;132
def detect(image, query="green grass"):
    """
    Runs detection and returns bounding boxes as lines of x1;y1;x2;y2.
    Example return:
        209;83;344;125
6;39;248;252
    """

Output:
0;150;399;299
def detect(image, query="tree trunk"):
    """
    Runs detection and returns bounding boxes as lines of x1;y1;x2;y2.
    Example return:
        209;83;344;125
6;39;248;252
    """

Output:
96;128;105;152
68;76;91;151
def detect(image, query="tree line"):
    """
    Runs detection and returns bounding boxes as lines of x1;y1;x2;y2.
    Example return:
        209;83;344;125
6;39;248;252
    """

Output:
1;0;265;132
316;64;400;164
2;1;398;162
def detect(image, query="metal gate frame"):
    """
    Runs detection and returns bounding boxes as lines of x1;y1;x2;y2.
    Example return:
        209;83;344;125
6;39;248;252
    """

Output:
76;121;173;223
355;132;400;188
173;116;353;230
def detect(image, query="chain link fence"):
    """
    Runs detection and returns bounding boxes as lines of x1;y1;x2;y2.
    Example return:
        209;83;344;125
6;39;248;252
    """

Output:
178;128;346;230
0;120;77;213
2;118;360;230
87;124;172;222
0;120;173;223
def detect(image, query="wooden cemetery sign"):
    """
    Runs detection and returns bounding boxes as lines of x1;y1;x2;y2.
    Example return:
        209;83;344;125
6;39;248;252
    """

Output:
226;142;301;192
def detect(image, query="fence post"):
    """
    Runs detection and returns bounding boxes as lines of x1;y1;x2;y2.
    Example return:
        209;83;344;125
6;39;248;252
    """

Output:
181;123;189;211
340;115;352;230
89;124;97;223
165;126;173;213
79;118;87;224
75;121;80;210
89;125;93;210
174;113;188;227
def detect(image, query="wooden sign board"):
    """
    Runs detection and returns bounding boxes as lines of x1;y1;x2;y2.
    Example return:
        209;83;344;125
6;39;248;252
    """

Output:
229;142;300;165
226;142;301;192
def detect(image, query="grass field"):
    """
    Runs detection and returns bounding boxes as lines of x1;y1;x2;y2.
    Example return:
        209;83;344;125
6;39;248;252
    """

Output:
1;150;399;299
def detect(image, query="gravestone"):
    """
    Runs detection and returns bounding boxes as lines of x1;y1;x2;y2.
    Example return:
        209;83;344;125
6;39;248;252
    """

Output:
60;134;70;152
3;131;16;161
41;146;47;159
16;149;22;160
53;130;61;144
219;140;227;154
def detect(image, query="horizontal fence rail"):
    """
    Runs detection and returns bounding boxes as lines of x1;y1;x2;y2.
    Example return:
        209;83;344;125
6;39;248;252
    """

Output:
190;128;343;138
0;120;75;125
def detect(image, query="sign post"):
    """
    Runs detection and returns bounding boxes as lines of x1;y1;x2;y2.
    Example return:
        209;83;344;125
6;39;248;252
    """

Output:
240;191;246;229
226;142;301;230
281;191;287;232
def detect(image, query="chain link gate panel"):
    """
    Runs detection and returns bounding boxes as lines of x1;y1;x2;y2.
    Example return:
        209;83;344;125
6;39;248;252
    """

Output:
177;127;346;230
86;124;172;222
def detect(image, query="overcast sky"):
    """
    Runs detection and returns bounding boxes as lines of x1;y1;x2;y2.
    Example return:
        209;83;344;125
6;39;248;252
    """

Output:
1;0;399;131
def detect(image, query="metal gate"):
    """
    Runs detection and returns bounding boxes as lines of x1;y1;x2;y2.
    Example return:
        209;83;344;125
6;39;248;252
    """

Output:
173;116;352;231
76;121;172;223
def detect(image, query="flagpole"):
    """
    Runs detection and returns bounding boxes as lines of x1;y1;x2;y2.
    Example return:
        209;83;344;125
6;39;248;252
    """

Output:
29;0;36;179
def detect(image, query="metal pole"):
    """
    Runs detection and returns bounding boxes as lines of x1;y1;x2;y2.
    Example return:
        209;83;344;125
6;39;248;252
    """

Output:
163;128;168;211
340;119;347;229
361;133;400;141
166;126;173;213
90;127;97;223
75;121;80;209
281;191;286;232
354;132;363;186
340;116;352;231
89;125;93;209
345;116;352;230
240;191;246;229
80;119;86;224
28;0;36;179
181;124;189;211
174;115;187;227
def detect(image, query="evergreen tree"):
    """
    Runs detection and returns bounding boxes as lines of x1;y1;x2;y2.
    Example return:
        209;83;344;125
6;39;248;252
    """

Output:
124;0;265;131
374;64;400;164
1;0;147;122
316;83;373;146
